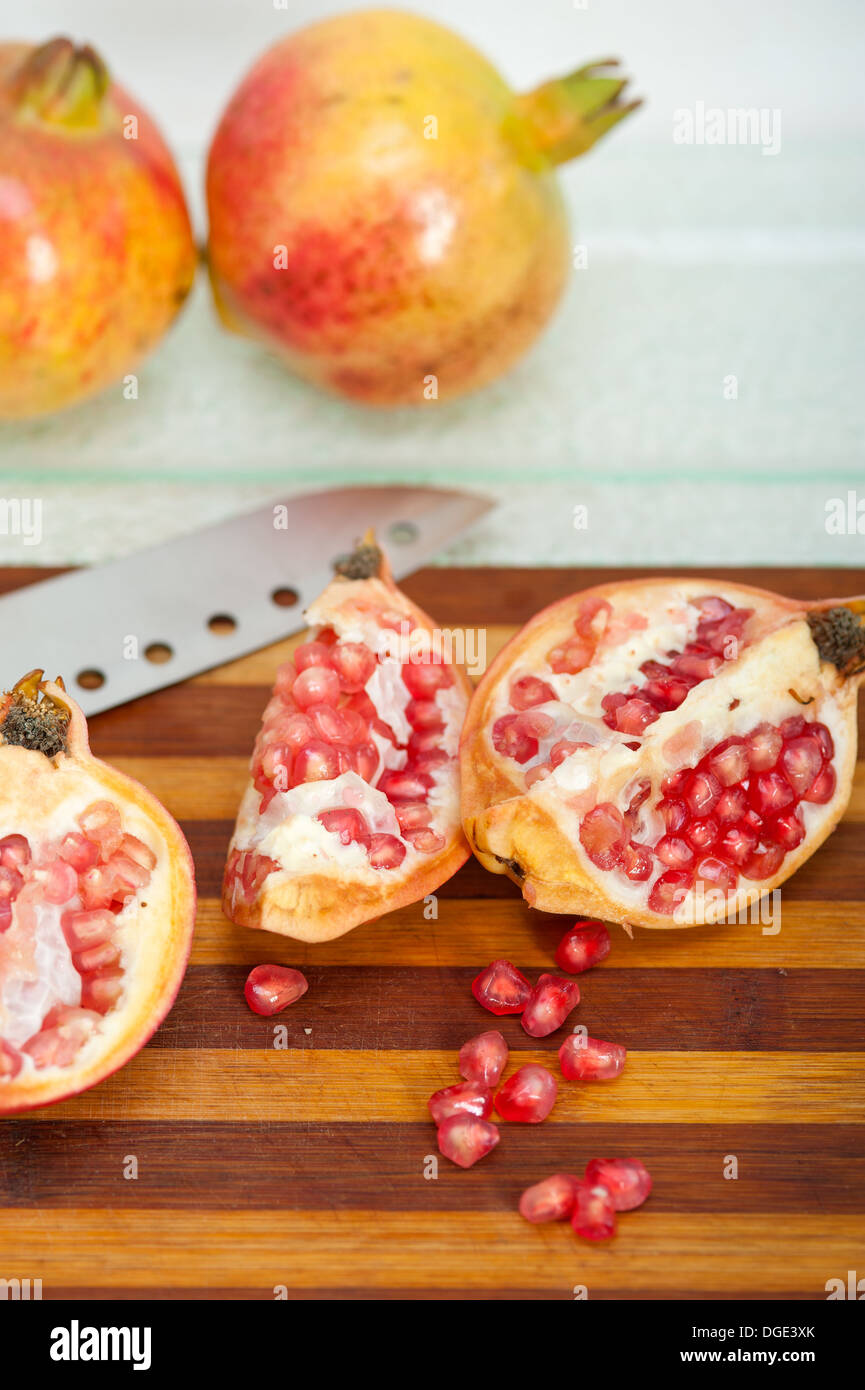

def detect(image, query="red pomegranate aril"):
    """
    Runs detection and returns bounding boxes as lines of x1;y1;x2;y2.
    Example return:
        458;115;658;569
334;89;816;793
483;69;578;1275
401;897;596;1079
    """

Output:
648;870;692;915
79;970;124;1013
802;762;836;804
329;642;376;692
548;634;594;675
244;964;308;1015
292;665;341;709
405;699;444;732
308;704;369;746
673;650;722;680
524;762;551;789
765;809;805;850
293;640;334;672
717;822;758;866
661;768;688;797
749;770;795;817
317;808;370;846
277;713;317;749
742;844;785;880
471;959;532;1015
746;723;782;771
0;863;24;905
401;661;453;699
780;714;807;739
521;973;581;1038
716;786;748;823
108;854;151;895
459;1030;508;1087
655;834;695;870
492;713;538;764
779;736;824;798
404;827;446;853
77;802;123;860
261;744;293;790
118;834;157;871
62;909;116;951
428;1080;493;1125
694;856;738;893
707;738;750;787
294;740;340;783
410;748;448;774
0;833;30;869
555;920;611;974
437;1113;499;1168
0;1039;22;1078
353;743;380;782
78;865;119;911
29;859;76;905
622;840;653;881
695;594;734;621
585;1157;653;1211
642;677;691;711
377;769;432;802
684;770;722;817
811;722;835;761
614;697;659;735
519;1173;580;1223
658;799;687;833
367;834;406;870
511;675;556;710
549;739;588;768
73;939;121;974
571;1181;616;1241
495;1064;557;1123
559;1034;627;1081
394;802;432;832
579;802;628;870
685;817;719;851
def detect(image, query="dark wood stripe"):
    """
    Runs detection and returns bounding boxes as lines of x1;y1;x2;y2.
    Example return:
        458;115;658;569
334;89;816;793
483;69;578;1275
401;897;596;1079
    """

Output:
0;1123;860;1211
146;965;865;1051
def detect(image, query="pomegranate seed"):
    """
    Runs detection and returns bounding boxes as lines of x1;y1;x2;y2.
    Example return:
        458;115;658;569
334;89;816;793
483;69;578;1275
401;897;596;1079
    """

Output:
0;1039;22;1078
622;840;653;880
802;762;836;804
779;735;824;798
404;827;446;853
684;770;722;817
811;722;835;760
655;834;695;870
244;964;308;1015
748;770;795;817
0;863;24;905
294;740;340;783
548;635;594;674
317;808;370;846
694;594;733;621
746;723;782;771
402;661;453;698
764;809;805;850
661;768;688;796
274;712;317;749
521;973;581;1037
77;801;123;860
437;1113;499;1168
292;665;341;709
316;627;338;646
549;739;588;768
0;834;30;869
585;1157;653;1211
62;909;116;950
471;959;532;1015
579;802;628;871
685;816;719;851
353;743;380;782
658;799;688;833
780;714;807;739
428;1080;493;1125
519;1174;580;1223
614;697;659;735
742;844;785;880
698;607;752;655
394;802;432;832
559;1034;627;1080
672;650;722;680
458;1031;508;1087
108;853;150;896
118;834;157;871
308;704;369;745
494;1064;557;1123
555;920;611;974
694;856;738;893
293;640;335;672
406;699;444;732
73;940;121;974
642;676;691;710
261;744;293;789
647;869;692;915
367;834;406;870
79;970;124;1013
524;762;552;789
511;676;556;710
30;858;76;905
715;786;747;823
706;737;750;787
377;769;432;802
329;642;376;692
575;596;612;633
78;865;119;911
571;1181;616;1240
492;713;538;764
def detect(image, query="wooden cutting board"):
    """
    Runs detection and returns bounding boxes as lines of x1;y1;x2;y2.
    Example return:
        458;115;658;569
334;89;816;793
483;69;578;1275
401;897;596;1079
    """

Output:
0;564;863;1301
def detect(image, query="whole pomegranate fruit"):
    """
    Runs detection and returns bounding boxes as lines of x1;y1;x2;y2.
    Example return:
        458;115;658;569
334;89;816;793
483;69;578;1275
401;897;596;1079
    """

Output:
0;670;195;1113
0;37;197;419
461;581;865;929
206;9;638;404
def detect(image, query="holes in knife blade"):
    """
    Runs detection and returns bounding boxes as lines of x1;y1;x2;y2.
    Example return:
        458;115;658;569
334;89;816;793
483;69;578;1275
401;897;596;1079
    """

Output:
387;520;418;545
76;668;105;691
271;587;300;609
144;643;173;665
208;613;237;635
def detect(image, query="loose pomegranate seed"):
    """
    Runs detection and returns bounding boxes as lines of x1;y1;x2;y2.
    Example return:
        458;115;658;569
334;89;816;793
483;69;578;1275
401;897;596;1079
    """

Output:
0;833;30;869
0;1039;22;1078
579;802;628;870
559;1034;627;1080
802;762;836;804
367;834;406;870
511;675;556;710
707;737;750;787
316;808;370;846
585;1157;653;1211
521;973;581;1037
746;723;782;771
292;665;341;709
471;959;532;1015
402;661;453;698
571;1181;616;1240
655;834;695;870
458;1030;508;1087
717;822;758;866
244;964;308;1015
294;740;340;783
748;770;795;817
428;1080;493;1125
293;640;334;672
555;920;611;974
716;786;748;823
437;1113;500;1168
519;1173;580;1223
377;769;432;802
741;844;785;880
329;642;377;692
495;1064;557;1122
684;770;722;817
647;869;692;915
764;809;805;850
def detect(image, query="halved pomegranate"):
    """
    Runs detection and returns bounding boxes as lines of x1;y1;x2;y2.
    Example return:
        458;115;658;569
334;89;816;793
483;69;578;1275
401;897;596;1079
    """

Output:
461;580;864;928
0;671;195;1114
223;538;471;940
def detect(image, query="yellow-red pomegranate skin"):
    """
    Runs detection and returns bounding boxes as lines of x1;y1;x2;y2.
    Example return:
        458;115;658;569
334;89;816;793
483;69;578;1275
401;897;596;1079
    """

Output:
0;39;197;419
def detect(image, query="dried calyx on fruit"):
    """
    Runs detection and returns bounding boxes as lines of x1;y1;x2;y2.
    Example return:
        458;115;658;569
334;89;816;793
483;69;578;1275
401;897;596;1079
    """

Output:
461;580;865;928
0;671;195;1114
223;538;471;941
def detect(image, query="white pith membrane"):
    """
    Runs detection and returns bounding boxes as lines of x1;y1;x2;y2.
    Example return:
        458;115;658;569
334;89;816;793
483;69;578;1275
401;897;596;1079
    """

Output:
0;760;162;1083
226;585;468;904
484;585;850;922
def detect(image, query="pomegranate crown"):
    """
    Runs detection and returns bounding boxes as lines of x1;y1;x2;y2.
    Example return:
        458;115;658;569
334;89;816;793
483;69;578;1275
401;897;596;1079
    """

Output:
7;36;110;130
0;670;70;758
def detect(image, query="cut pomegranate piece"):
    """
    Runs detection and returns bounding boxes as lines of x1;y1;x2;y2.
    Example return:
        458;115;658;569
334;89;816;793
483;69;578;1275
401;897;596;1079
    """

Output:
495;1064;557;1122
437;1113;500;1168
458;1030;508;1088
554;920;611;974
519;1174;580;1223
244;964;308;1015
471;959;532;1015
511;676;556;710
584;1157;653;1211
521;973;580;1037
579;803;628;870
571;1182;616;1240
559;1034;627;1081
428;1080;493;1125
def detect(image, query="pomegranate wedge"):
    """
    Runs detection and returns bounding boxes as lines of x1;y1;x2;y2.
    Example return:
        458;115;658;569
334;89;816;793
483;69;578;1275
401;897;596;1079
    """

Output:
461;580;864;928
0;671;195;1114
223;538;471;940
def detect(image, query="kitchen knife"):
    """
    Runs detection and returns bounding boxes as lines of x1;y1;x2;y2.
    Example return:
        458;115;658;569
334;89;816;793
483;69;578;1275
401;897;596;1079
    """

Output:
0;485;493;715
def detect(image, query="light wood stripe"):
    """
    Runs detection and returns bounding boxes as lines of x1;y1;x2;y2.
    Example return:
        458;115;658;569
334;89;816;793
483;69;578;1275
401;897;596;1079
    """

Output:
24;1051;865;1124
188;897;865;968
0;1209;859;1292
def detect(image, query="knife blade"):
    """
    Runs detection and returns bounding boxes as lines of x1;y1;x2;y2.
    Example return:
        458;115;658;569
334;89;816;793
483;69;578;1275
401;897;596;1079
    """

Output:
0;486;493;715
